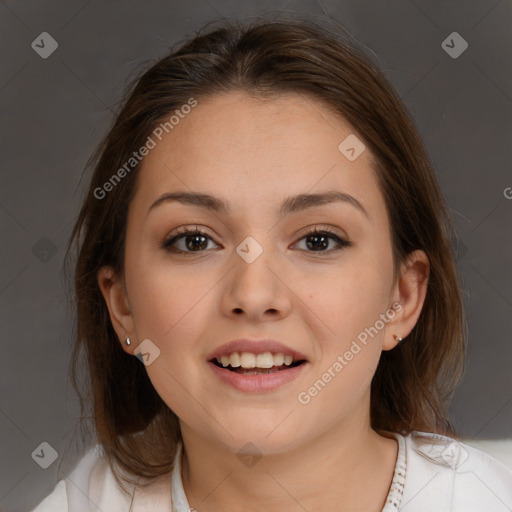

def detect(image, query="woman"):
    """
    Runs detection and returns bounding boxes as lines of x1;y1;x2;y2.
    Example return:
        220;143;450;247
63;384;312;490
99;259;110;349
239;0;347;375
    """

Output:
31;17;512;512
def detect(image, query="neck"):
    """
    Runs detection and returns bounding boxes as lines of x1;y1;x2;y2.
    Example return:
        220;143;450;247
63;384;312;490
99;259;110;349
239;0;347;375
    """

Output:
180;414;398;512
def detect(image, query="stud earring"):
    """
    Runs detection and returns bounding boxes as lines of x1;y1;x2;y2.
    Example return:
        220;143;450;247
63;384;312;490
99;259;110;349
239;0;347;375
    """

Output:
125;337;131;346
395;335;403;343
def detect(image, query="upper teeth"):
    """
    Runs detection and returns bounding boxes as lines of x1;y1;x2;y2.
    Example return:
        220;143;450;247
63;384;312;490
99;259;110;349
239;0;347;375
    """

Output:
216;352;294;369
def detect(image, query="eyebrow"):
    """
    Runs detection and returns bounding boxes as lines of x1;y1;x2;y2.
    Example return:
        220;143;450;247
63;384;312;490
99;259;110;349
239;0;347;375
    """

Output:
147;190;369;219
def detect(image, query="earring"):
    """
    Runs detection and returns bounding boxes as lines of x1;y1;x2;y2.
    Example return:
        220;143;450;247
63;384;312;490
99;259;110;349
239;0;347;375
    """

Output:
125;337;131;346
395;335;403;343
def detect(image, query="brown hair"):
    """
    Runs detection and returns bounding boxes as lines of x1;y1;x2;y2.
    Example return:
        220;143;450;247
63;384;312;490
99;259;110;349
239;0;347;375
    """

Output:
64;16;466;495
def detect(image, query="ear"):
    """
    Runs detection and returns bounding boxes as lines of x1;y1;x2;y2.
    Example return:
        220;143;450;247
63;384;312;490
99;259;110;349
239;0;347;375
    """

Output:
383;249;430;351
97;265;137;355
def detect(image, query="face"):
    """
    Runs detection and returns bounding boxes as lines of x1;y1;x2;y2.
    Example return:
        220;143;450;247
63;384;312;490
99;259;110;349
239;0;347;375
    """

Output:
99;91;424;455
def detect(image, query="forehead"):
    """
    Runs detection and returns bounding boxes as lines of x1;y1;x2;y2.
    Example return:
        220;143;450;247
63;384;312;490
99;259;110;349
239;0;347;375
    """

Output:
132;91;385;224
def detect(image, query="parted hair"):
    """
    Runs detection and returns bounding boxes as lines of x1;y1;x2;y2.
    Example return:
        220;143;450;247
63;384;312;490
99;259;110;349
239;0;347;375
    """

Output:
64;16;466;496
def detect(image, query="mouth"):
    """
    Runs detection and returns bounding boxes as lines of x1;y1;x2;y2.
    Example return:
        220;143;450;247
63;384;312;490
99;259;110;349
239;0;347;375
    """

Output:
209;352;307;375
206;339;309;392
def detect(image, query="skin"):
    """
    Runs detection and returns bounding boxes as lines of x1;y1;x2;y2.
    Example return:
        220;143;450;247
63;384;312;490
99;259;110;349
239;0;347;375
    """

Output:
98;91;429;511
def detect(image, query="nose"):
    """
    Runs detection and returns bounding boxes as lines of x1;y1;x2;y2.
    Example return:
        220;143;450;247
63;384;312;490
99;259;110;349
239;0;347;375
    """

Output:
220;238;292;322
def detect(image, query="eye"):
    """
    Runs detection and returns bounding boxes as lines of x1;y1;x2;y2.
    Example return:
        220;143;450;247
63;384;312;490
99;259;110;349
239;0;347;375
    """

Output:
162;226;219;253
293;226;353;253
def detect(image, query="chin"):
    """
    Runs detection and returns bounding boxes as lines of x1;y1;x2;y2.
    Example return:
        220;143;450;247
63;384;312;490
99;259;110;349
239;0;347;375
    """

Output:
206;417;309;456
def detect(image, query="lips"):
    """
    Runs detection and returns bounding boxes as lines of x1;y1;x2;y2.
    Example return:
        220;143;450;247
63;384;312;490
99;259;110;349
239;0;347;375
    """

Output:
207;339;308;391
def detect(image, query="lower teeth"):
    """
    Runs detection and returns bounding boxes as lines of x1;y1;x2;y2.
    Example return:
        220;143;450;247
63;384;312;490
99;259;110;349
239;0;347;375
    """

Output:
239;369;275;375
231;365;287;375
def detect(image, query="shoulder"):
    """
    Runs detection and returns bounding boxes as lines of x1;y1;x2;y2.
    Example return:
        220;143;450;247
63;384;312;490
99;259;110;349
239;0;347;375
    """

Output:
400;430;512;511
29;443;174;511
29;480;67;512
29;444;107;512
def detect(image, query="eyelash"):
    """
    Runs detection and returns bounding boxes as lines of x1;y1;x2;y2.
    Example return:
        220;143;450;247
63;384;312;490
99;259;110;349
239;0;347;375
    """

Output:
161;225;354;255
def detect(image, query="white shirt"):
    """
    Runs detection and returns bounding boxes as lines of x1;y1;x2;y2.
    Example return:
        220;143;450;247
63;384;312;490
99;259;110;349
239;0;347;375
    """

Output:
29;431;512;511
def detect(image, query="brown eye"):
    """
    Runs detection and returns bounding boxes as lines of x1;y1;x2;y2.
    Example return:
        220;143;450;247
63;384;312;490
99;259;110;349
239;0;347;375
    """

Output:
162;227;218;253
294;227;353;253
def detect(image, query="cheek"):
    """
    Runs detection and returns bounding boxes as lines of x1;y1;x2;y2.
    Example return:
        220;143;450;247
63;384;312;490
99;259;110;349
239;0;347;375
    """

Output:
125;241;214;337
304;258;392;329
124;228;227;361
300;250;394;380
125;260;213;417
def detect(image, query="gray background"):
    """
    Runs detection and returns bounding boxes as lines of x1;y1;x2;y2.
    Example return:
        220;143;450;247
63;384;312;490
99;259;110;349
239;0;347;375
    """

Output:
0;1;511;510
